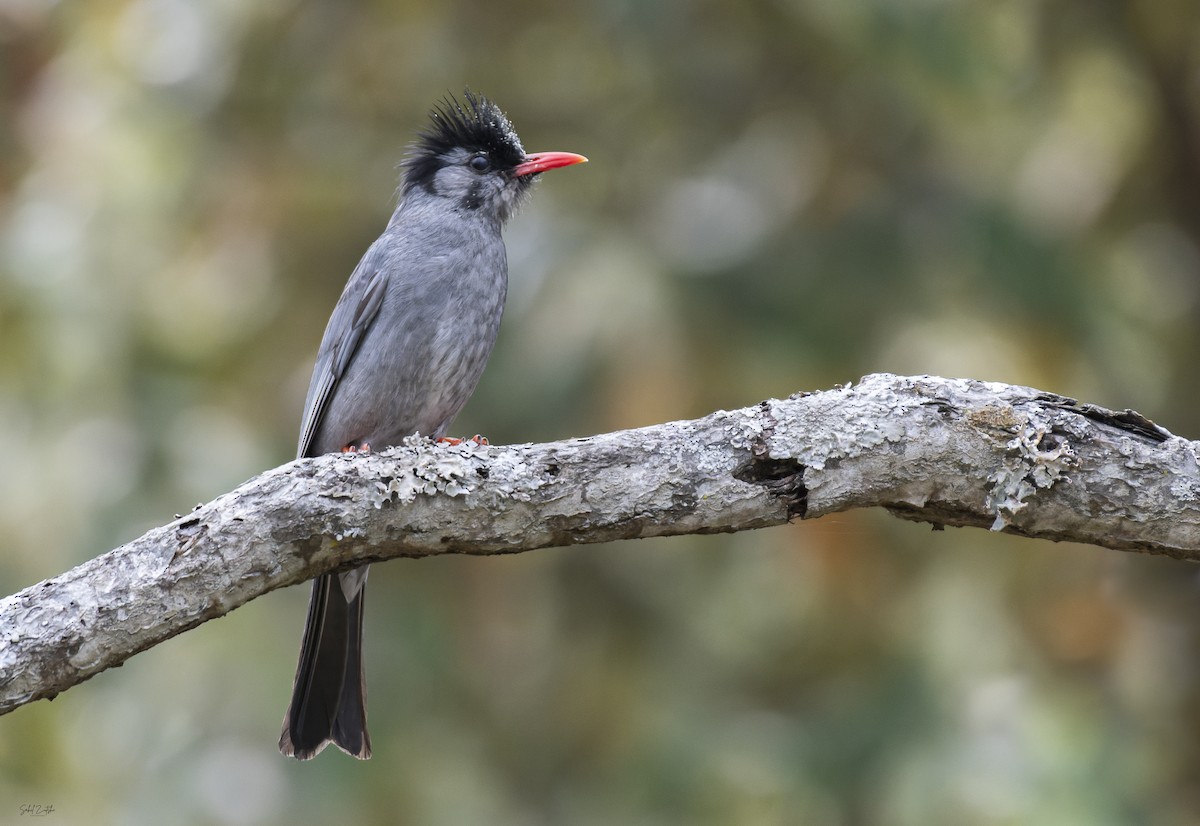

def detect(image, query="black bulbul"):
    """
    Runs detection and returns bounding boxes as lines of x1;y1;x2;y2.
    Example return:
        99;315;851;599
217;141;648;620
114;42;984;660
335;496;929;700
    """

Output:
279;92;585;759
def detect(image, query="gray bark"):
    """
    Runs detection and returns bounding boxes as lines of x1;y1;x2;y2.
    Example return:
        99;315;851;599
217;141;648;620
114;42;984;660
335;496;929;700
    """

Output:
2;373;1198;715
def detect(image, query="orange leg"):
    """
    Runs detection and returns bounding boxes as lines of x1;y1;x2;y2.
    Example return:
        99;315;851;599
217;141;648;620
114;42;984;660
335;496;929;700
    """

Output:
436;435;489;446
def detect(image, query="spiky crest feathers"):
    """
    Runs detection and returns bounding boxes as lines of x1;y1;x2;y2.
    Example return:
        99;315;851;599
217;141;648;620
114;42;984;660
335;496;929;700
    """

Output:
401;91;526;195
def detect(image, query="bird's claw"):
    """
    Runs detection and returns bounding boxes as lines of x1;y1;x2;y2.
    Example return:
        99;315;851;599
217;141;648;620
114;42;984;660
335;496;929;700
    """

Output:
436;434;489;446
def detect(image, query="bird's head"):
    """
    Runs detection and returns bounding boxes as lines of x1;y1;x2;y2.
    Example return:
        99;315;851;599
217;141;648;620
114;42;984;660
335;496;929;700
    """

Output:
401;91;586;223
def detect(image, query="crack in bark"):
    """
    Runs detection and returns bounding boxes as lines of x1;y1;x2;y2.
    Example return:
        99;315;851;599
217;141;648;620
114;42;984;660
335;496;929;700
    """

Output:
732;402;809;519
1034;393;1173;443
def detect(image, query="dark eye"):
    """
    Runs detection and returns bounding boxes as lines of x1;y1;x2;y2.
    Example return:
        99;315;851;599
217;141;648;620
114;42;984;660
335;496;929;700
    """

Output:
469;154;491;172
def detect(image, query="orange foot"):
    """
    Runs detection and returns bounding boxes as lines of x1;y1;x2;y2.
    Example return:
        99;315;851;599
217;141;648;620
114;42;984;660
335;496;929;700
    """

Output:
436;435;490;446
341;442;372;453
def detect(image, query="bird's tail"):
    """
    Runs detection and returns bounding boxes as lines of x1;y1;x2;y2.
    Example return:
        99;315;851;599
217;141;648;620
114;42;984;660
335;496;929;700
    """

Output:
279;568;372;760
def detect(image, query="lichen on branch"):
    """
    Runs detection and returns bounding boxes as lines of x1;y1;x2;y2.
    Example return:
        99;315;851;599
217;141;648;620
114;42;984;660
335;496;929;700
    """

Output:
1;373;1197;716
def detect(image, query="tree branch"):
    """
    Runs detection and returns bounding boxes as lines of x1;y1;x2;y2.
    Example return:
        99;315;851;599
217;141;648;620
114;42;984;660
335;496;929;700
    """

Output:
3;373;1199;715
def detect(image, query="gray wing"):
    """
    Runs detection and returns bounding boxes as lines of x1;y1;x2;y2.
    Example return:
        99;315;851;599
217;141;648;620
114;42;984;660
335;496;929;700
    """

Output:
296;242;390;459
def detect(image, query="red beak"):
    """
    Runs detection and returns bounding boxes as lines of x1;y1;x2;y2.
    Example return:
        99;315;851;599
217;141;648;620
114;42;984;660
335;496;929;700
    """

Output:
512;151;588;177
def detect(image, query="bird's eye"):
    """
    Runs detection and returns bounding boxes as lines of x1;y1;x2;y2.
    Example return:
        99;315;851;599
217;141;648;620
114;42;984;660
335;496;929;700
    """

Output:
469;154;491;172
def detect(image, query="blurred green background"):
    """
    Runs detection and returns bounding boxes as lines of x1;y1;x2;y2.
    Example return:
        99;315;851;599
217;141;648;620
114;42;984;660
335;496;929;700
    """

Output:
3;0;1200;823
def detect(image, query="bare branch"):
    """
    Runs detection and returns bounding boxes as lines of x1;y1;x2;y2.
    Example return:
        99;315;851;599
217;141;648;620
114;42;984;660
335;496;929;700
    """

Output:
3;373;1198;715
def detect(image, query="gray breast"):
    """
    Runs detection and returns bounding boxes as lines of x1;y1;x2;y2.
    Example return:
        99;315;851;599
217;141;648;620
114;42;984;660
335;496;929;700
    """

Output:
311;222;509;453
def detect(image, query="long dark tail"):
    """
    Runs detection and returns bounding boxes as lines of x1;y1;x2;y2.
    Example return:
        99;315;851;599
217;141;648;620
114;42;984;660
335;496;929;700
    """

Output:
279;567;372;760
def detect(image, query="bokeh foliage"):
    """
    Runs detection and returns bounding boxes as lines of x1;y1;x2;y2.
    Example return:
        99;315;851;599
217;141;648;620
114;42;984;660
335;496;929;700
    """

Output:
3;0;1200;823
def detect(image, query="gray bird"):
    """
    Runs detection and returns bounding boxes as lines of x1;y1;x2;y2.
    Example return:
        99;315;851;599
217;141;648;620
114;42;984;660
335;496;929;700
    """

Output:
279;92;585;760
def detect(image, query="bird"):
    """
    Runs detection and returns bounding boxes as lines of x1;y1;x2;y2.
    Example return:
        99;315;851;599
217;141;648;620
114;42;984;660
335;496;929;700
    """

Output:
278;91;586;760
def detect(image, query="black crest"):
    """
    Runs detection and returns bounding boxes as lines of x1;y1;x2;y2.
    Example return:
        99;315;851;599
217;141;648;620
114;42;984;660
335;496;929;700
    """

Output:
402;91;527;195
